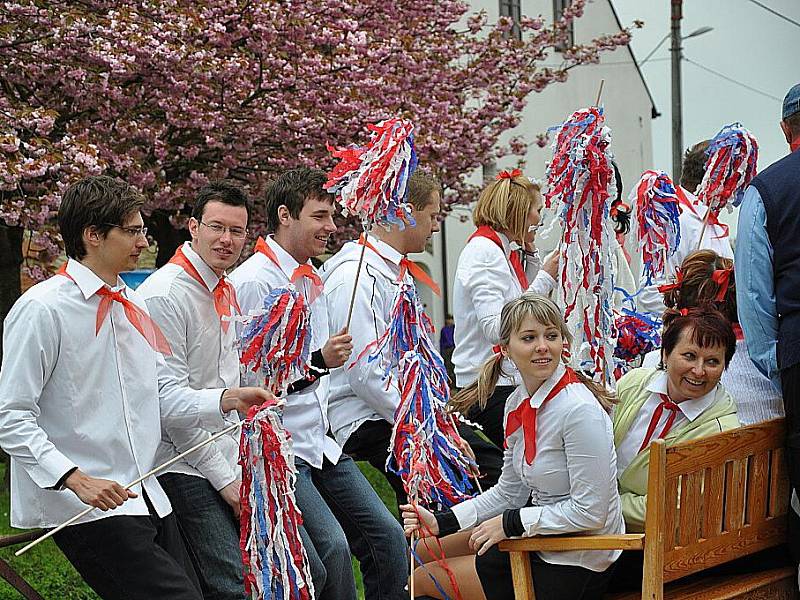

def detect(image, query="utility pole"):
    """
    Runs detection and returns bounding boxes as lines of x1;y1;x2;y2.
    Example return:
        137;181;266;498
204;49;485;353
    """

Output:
670;0;683;184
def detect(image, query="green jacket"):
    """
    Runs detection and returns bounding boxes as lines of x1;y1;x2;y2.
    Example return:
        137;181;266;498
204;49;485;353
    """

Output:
612;368;740;532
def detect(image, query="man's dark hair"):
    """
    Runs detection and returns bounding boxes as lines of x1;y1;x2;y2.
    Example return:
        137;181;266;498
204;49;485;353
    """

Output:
264;168;330;233
191;181;251;222
407;170;442;210
784;112;800;137
58;176;145;260
681;140;711;194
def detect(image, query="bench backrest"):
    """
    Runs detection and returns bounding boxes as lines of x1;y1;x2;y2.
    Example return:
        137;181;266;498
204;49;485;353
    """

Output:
642;419;789;596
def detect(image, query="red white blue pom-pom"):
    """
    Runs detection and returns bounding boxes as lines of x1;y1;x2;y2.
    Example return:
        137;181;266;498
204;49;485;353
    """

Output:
696;123;758;212
324;118;418;228
631;170;681;284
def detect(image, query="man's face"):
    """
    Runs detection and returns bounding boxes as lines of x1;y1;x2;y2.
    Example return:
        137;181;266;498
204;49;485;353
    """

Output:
188;200;249;275
95;211;150;275
404;192;442;254
280;196;337;263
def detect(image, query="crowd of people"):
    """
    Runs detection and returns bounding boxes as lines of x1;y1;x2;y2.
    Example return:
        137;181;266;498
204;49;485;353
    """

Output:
0;83;798;600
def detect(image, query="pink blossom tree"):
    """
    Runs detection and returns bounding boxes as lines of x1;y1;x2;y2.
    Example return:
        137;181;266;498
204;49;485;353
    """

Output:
0;0;638;279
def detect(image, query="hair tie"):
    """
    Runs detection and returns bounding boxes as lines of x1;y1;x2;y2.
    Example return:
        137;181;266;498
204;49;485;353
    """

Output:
657;268;684;294
711;267;733;302
679;308;689;317
610;201;630;218
492;344;503;362
496;168;522;181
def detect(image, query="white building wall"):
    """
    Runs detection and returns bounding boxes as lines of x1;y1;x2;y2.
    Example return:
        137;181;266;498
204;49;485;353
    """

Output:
411;0;655;335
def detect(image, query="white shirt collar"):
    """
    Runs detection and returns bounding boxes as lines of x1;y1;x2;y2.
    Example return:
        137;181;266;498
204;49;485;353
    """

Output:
367;234;405;267
645;370;718;422
526;362;567;409
266;234;308;275
64;258;125;299
182;242;222;290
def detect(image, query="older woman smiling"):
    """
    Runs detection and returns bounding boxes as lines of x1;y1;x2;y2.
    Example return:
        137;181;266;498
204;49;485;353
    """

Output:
613;306;740;533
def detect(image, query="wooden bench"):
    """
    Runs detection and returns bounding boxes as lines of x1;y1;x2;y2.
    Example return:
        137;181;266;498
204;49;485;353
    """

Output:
0;530;44;599
499;419;798;599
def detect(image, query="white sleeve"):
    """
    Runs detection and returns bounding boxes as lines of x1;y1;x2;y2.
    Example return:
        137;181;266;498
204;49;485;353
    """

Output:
0;299;76;488
458;250;513;345
325;261;399;423
145;295;237;491
520;404;615;536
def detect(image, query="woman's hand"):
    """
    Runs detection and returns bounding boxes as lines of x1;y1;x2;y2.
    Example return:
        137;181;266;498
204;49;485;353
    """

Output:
468;515;508;555
400;503;439;537
542;249;559;279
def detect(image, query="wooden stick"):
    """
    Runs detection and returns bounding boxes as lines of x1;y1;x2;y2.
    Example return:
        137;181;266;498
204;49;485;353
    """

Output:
344;229;370;331
696;207;712;251
16;420;244;556
409;531;416;599
595;79;605;106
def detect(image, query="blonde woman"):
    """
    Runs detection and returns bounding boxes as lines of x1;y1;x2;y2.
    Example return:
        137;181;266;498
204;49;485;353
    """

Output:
403;294;623;600
451;170;558;447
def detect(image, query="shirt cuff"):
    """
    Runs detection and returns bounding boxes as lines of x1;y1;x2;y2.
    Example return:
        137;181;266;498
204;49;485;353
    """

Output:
206;388;237;430
520;505;543;536
451;499;478;531
29;450;78;490
528;271;556;295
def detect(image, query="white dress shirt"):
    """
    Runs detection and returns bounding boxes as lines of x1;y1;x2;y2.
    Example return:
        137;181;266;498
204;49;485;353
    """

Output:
450;364;624;573
322;235;434;446
452;232;555;389
138;242;241;491
0;259;229;528
637;187;733;316
230;236;341;468
614;370;718;474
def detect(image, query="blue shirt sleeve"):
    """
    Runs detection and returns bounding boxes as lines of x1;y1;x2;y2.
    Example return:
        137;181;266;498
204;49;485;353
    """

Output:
735;186;780;390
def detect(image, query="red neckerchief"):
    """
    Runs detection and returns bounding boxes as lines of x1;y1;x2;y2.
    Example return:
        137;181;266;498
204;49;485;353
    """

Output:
791;138;800;153
168;246;240;333
733;323;744;342
677;187;729;240
57;263;172;355
675;186;699;216
357;235;441;296
638;393;680;453
468;226;529;289
505;367;580;464
254;236;323;303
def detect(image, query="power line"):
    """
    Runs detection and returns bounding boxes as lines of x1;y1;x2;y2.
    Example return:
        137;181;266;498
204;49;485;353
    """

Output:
746;0;800;29
683;56;782;102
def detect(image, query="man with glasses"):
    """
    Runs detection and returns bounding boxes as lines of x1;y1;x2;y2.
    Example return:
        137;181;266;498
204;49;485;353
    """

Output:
138;181;267;599
0;176;269;599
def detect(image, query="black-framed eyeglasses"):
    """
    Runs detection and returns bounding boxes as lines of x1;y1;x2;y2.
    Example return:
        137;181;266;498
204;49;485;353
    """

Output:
103;224;148;237
200;221;248;239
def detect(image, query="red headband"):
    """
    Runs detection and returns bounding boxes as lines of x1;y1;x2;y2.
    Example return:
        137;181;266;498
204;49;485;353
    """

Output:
496;168;522;180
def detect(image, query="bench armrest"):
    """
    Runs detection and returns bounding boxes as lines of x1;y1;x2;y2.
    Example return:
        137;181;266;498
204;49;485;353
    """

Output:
499;533;644;553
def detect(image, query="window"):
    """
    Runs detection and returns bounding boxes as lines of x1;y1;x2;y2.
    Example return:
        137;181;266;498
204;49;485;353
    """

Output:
499;0;522;41
553;0;575;51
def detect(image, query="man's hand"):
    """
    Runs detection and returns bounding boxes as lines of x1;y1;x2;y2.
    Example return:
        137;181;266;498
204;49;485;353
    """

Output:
400;503;438;537
469;515;507;555
220;387;277;414
219;479;241;518
321;328;353;369
64;469;138;511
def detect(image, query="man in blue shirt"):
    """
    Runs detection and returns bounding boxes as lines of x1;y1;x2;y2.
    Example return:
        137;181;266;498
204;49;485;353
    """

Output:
736;81;800;558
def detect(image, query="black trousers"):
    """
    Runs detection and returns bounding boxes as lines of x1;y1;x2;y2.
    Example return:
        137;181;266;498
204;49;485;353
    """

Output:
464;385;516;450
343;419;502;509
53;495;202;600
781;362;800;561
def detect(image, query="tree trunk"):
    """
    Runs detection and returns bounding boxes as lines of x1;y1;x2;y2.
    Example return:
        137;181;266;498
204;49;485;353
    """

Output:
0;224;23;492
147;210;190;267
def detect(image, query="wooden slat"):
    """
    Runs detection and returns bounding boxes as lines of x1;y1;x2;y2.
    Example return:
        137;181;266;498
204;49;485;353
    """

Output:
642;440;667;600
664;475;680;550
665;419;785;477
500;534;644;552
769;447;791;517
746;451;770;525
702;464;725;539
677;471;702;547
508;551;535;600
724;459;748;531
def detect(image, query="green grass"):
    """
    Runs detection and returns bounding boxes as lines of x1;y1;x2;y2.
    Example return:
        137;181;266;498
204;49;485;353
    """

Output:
0;461;398;599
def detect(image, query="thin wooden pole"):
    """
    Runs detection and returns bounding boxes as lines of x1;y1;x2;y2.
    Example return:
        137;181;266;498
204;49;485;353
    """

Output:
409;531;416;599
595;79;606;106
696;207;712;251
16;420;244;556
344;228;371;331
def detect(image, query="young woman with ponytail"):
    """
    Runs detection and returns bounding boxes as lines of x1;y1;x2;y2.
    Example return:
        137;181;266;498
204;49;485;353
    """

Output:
403;294;622;600
451;171;559;448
